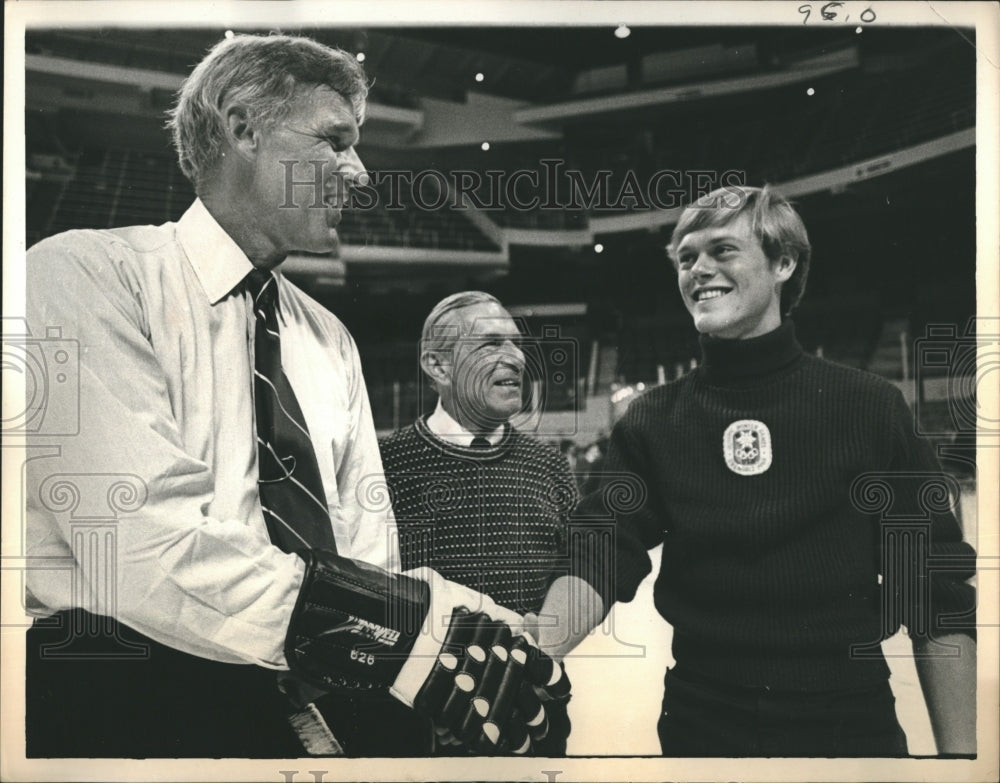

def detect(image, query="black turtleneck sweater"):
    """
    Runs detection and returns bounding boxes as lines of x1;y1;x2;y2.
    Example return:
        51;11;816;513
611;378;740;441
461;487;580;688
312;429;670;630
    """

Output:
380;418;577;615
572;320;976;692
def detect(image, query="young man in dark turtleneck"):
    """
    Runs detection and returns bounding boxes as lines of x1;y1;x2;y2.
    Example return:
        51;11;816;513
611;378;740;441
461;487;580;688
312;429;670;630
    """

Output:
527;185;977;757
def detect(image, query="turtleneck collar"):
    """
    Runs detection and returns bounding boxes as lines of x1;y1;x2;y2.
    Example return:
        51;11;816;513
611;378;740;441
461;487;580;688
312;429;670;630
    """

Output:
698;319;804;387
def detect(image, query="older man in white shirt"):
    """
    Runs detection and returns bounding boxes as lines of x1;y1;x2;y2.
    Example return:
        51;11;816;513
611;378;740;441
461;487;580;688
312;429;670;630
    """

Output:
25;34;566;758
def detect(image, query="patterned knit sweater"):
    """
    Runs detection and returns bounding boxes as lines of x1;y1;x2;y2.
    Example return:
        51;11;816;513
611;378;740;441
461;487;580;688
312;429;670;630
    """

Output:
380;419;577;615
572;320;977;692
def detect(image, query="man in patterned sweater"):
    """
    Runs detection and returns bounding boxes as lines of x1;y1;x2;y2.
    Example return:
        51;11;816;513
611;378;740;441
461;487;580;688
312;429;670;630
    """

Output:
527;186;977;757
377;291;578;755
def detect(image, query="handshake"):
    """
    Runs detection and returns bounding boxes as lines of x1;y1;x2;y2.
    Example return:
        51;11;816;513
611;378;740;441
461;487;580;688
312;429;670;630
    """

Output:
284;551;571;755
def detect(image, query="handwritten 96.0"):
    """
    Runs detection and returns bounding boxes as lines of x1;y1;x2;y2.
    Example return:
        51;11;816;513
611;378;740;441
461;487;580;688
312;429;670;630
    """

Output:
798;3;877;25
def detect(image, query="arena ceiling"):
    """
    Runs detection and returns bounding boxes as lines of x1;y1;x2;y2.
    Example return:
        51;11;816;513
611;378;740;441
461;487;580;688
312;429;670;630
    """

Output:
26;25;958;106
21;21;979;314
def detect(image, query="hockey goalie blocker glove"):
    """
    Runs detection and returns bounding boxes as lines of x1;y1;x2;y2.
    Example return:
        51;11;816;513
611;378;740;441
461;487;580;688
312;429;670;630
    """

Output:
285;550;570;754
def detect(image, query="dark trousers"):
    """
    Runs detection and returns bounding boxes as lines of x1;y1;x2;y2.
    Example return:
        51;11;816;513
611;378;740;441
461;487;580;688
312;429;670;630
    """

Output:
26;610;304;758
657;666;909;757
314;690;433;756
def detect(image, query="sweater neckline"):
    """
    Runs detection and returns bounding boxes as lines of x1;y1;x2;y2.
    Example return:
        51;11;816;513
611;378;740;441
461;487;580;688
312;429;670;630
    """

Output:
414;415;514;458
698;320;804;387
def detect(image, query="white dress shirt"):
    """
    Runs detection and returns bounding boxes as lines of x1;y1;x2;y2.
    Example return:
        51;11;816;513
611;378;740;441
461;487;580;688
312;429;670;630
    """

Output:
425;400;505;446
25;199;397;668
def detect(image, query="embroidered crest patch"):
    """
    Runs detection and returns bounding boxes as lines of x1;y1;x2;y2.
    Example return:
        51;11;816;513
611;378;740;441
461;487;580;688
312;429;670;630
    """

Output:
723;419;772;476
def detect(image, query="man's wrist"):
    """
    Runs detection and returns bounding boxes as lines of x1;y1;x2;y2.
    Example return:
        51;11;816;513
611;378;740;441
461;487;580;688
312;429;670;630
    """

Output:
533;576;605;660
285;549;430;692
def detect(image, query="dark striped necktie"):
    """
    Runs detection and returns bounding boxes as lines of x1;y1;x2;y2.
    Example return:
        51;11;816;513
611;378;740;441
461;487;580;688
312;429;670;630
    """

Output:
247;269;336;554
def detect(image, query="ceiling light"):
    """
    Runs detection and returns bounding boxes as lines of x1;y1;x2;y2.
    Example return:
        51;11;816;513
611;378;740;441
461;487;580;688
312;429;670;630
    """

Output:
594;243;604;253
481;142;490;151
475;72;485;83
806;87;815;96
356;52;366;62
614;25;631;39
224;30;235;39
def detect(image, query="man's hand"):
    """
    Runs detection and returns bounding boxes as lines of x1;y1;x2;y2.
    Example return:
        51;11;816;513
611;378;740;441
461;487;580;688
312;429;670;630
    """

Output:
403;607;568;753
284;551;571;754
427;628;573;755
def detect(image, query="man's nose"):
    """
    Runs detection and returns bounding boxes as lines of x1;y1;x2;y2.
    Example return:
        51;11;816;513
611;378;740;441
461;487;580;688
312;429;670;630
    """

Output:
689;251;715;278
337;147;369;188
503;339;525;367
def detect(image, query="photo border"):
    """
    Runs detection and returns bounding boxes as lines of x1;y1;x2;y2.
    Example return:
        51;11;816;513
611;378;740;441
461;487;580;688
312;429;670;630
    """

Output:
3;2;997;781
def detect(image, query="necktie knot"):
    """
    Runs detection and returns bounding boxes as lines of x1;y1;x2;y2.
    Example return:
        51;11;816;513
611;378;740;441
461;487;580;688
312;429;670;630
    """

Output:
470;436;492;449
246;269;276;310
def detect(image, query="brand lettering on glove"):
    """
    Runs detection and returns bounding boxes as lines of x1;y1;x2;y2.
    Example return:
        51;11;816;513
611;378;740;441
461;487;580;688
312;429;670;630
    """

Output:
320;614;401;647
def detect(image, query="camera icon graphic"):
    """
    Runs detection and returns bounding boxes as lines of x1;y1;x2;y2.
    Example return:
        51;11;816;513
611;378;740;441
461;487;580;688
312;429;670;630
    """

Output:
912;318;999;439
520;324;580;434
2;322;80;435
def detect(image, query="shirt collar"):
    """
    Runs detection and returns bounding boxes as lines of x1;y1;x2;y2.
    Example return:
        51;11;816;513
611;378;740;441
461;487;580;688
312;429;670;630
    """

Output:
425;400;504;446
177;199;256;304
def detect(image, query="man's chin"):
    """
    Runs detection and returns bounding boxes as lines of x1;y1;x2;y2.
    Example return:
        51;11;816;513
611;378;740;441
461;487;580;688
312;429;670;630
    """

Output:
495;404;524;424
326;229;341;256
468;407;517;431
298;230;340;257
692;313;722;335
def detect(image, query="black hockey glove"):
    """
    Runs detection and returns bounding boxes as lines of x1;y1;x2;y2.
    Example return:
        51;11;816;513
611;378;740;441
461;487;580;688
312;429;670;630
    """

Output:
284;551;570;754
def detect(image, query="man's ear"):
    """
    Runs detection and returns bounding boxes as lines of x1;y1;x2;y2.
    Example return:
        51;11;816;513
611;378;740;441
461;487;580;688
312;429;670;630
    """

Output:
420;349;451;387
774;253;797;284
224;104;259;162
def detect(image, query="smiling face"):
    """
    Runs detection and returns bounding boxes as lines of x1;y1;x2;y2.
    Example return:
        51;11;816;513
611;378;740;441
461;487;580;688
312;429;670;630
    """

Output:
674;212;796;340
432;302;526;432
242;84;366;265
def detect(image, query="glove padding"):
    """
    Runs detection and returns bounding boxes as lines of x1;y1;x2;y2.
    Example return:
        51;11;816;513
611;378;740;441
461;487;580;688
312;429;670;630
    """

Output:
391;567;571;755
390;568;570;754
284;552;571;754
510;635;573;754
420;621;573;756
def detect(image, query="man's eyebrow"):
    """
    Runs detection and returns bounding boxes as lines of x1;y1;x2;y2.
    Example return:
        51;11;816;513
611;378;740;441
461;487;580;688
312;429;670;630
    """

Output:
699;233;744;245
322;120;359;145
468;325;522;340
678;233;744;251
475;329;519;339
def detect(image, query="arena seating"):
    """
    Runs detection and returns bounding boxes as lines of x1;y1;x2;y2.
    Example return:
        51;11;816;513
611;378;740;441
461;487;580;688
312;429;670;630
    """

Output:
25;178;64;248
615;312;700;384
461;44;974;219
357;340;429;430
338;181;501;251
794;293;885;369
26;143;500;253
